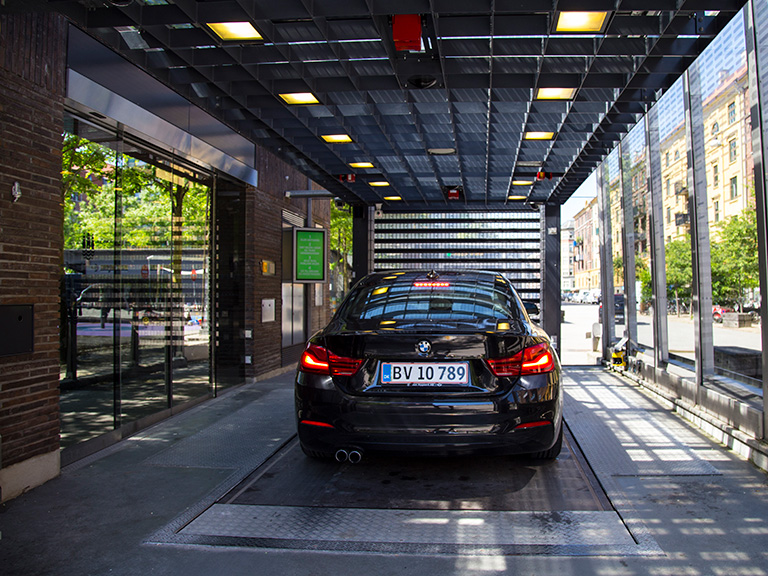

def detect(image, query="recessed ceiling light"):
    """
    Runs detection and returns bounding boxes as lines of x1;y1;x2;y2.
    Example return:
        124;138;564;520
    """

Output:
369;181;390;187
524;131;555;140
536;88;577;100
508;195;528;201
207;22;263;41
321;134;353;143
427;147;457;155
349;162;374;169
555;12;609;33
384;195;402;201
512;180;534;186
279;92;319;105
516;161;543;167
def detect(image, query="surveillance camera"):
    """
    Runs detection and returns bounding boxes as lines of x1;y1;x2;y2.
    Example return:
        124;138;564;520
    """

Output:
334;199;345;209
375;203;382;210
374;209;384;218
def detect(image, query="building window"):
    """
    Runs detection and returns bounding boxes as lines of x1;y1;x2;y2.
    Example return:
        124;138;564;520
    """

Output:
674;149;680;161
730;176;738;200
665;152;670;167
713;164;719;187
728;101;736;124
729;139;737;163
712;122;719;135
666;179;671;197
666;207;671;224
714;200;720;222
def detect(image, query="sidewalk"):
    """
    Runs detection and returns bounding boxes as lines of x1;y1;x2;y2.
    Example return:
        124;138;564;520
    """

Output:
1;368;768;575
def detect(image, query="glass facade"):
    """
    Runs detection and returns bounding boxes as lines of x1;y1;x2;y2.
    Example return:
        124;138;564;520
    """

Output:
595;5;763;391
60;115;212;447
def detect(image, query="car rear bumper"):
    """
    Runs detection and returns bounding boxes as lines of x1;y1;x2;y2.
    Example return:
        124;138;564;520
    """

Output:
295;376;563;457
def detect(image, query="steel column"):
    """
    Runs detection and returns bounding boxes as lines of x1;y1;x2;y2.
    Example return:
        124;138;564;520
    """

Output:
683;69;715;399
542;204;562;354
352;205;374;282
620;142;638;355
598;164;616;360
645;110;670;368
745;0;768;438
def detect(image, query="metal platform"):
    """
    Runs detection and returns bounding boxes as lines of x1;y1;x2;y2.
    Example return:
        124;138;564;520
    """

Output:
143;370;703;556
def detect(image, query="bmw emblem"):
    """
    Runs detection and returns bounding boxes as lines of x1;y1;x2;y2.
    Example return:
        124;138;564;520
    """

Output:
417;340;432;357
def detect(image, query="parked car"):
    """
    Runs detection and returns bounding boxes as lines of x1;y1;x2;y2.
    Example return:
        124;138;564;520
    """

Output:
295;270;563;462
599;294;625;324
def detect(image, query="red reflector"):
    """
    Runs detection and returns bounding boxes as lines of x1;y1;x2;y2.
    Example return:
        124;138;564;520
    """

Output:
300;420;335;429
299;343;362;376
514;420;552;430
413;281;451;288
487;342;556;377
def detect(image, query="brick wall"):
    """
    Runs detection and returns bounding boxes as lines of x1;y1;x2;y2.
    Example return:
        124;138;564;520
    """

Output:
244;149;331;378
0;13;67;468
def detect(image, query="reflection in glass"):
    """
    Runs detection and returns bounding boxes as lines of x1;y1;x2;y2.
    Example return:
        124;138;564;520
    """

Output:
60;124;212;448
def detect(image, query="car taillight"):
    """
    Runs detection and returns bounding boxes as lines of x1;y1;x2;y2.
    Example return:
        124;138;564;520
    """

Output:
487;342;555;377
299;343;363;376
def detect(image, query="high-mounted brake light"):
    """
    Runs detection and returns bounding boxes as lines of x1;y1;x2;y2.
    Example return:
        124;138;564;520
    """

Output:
413;281;451;288
487;342;555;377
299;343;363;376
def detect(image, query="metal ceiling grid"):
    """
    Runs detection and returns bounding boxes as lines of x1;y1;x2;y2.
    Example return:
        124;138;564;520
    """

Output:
16;0;749;211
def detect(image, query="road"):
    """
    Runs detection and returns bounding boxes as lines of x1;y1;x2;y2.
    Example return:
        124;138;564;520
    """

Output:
559;303;762;366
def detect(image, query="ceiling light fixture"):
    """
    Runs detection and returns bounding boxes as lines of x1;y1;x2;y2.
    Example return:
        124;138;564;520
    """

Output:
321;134;353;143
279;92;319;105
427;147;457;155
512;180;534;186
524;131;555;140
384;195;402;201
508;195;528;201
349;162;374;169
536;87;577;100
207;22;263;41
369;181;390;187
555;12;609;33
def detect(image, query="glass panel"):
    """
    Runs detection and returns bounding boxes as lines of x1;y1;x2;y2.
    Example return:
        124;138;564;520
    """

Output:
60;119;213;447
622;122;653;352
605;149;623;341
60;130;120;447
694;12;761;388
658;78;695;367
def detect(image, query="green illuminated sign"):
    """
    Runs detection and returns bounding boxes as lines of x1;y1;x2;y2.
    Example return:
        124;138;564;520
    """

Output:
294;228;327;283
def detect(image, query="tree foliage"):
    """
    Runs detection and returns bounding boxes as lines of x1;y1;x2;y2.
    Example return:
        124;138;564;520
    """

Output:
710;208;759;307
62;132;209;252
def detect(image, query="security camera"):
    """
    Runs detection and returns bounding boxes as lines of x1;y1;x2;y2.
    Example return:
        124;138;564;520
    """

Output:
334;199;345;209
374;203;384;218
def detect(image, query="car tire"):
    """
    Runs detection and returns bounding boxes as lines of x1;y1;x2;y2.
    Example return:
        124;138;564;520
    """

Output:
529;425;563;460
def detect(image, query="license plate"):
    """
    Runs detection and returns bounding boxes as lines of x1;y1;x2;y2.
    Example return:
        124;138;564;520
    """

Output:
380;362;469;386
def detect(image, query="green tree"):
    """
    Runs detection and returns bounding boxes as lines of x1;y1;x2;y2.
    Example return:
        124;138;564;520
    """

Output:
665;235;692;314
330;201;353;298
711;208;759;309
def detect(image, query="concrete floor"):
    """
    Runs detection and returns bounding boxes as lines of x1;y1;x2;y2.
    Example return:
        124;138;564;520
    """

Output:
2;366;768;575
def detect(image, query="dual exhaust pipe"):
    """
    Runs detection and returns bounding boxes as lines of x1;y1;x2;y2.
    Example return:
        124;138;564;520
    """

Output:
335;448;363;464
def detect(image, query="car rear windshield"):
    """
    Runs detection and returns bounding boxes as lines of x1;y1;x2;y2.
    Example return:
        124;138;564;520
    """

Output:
336;274;524;327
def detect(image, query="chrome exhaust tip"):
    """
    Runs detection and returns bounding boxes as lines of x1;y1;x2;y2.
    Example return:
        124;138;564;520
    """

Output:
348;450;363;464
335;449;349;463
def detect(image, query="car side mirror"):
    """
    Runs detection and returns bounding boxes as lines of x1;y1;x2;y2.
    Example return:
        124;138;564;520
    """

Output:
523;301;540;317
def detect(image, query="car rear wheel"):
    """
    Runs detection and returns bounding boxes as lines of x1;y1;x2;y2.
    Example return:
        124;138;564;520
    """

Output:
529;425;563;460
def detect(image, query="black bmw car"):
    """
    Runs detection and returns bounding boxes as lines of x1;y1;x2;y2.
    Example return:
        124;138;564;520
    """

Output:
294;270;563;462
